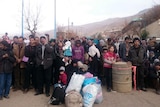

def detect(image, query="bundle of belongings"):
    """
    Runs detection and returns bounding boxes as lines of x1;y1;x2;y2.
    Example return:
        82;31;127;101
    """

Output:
48;61;103;107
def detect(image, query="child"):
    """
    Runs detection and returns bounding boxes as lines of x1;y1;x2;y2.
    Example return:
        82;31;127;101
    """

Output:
103;45;118;92
58;66;67;86
63;40;72;57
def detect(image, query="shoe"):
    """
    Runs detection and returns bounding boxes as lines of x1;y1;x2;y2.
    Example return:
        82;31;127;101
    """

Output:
141;88;147;92
34;92;43;96
13;88;18;91
0;96;3;100
46;93;50;97
4;95;9;99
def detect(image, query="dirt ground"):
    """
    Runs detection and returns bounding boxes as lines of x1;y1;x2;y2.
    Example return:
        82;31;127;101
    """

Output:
0;86;160;107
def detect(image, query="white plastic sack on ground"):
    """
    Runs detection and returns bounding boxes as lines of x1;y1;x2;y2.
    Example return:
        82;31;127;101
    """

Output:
94;83;103;104
66;73;85;93
82;84;98;107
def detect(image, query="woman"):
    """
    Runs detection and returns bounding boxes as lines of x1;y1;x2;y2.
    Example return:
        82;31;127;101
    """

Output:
0;41;16;100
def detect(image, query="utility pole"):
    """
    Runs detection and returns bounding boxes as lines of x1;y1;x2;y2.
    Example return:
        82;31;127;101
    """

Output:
21;0;24;37
68;17;70;38
54;0;57;39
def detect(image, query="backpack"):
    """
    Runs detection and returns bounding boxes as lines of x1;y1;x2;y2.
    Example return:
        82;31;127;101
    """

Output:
65;90;83;107
49;86;66;105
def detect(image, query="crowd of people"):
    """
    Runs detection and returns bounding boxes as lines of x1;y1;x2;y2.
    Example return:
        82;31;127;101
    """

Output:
0;32;160;100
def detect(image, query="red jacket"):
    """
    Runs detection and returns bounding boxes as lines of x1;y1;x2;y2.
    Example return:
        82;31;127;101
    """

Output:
103;51;117;68
59;72;67;85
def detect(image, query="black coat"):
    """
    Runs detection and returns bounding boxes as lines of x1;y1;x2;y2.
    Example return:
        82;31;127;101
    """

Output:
128;45;146;66
25;45;36;64
36;44;53;69
0;49;16;73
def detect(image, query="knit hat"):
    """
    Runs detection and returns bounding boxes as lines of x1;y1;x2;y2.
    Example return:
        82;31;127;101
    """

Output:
59;66;65;71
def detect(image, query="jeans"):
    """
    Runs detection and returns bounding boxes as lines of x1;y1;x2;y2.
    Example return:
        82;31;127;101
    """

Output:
0;73;12;97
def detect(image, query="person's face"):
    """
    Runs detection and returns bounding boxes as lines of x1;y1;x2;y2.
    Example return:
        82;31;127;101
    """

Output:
40;38;46;45
88;40;93;46
134;40;140;47
125;39;130;43
0;44;4;49
13;38;18;43
76;43;80;47
30;38;35;45
50;42;55;46
109;46;114;52
149;52;154;57
73;63;77;67
103;49;108;53
18;38;24;45
155;65;160;70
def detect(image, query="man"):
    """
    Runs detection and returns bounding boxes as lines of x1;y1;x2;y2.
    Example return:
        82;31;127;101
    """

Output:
35;36;53;97
23;36;37;93
12;37;26;91
128;38;147;91
49;39;57;85
0;41;16;100
119;36;131;62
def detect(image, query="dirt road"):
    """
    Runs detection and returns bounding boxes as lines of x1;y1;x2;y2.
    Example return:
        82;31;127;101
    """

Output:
0;87;160;107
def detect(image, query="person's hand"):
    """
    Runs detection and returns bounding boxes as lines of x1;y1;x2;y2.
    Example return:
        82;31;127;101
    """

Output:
89;57;92;61
2;54;6;58
5;54;8;58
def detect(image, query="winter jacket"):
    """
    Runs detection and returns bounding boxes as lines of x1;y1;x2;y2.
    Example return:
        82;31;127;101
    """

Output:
63;41;72;57
0;49;16;73
25;45;36;64
119;42;130;61
12;43;26;68
128;45;146;66
36;44;53;69
59;72;67;85
103;51;117;68
72;46;84;62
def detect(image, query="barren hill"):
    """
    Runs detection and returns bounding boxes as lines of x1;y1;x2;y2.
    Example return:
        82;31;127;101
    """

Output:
44;8;150;38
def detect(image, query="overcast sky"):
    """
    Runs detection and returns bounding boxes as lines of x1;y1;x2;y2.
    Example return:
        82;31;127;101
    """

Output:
0;0;159;35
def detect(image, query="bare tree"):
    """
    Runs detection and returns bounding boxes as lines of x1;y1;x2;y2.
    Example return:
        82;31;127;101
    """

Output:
24;1;41;36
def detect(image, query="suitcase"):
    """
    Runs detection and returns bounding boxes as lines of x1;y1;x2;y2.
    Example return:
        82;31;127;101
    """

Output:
49;86;66;105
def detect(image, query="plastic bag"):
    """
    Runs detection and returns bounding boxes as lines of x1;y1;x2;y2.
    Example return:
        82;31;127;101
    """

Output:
83;72;93;78
94;80;103;104
82;77;96;88
66;73;85;93
82;84;98;107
